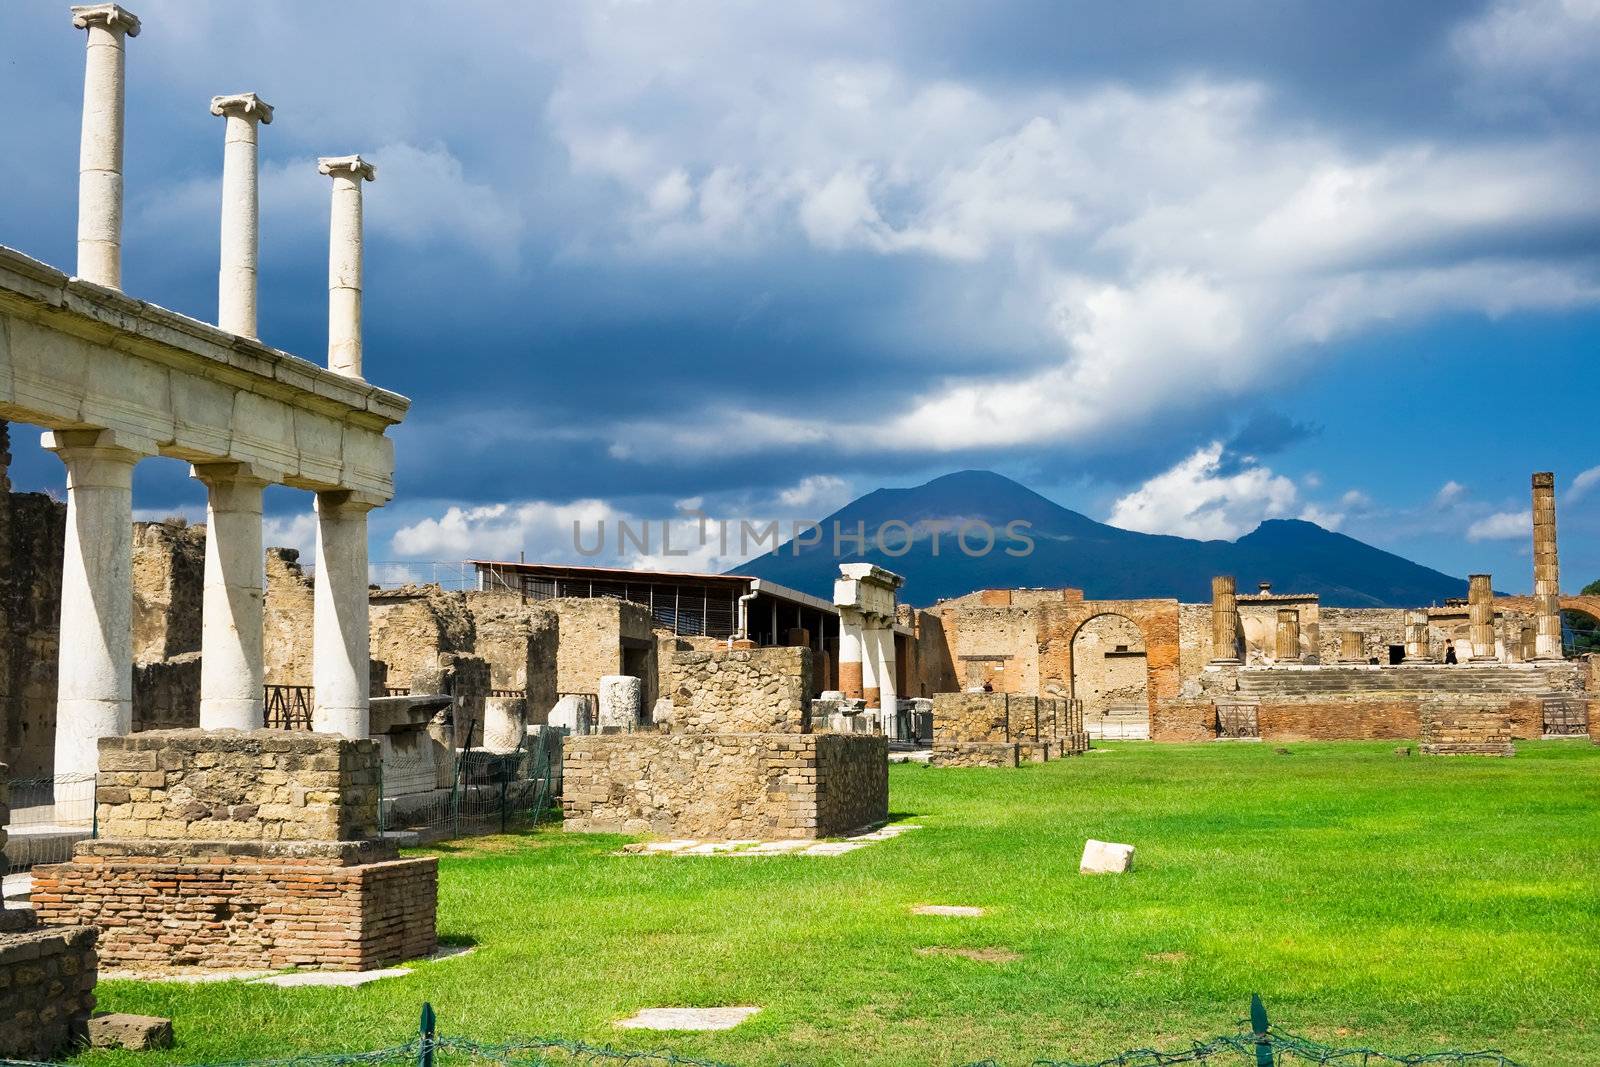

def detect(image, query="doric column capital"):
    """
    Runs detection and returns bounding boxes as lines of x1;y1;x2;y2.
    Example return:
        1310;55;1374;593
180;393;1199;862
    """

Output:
318;154;376;182
210;92;274;124
71;3;141;36
40;429;154;487
315;488;386;515
190;460;278;489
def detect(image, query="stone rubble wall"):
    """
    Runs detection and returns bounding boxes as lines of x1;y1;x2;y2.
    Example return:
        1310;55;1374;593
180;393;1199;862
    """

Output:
131;519;205;664
0;914;98;1061
930;692;1087;766
1420;702;1516;755
930;742;1020;768
549;598;657;707
93;730;381;842
131;651;201;732
263;548;316;687
563;732;885;839
668;647;812;733
0;422;66;778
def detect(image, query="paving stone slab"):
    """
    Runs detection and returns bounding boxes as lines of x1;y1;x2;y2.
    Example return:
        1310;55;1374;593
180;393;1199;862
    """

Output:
252;967;410;988
912;904;986;917
616;1007;762;1031
621;824;921;858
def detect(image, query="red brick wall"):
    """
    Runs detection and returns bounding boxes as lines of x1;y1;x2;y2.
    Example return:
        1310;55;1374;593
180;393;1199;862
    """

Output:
33;852;436;972
1151;695;1546;742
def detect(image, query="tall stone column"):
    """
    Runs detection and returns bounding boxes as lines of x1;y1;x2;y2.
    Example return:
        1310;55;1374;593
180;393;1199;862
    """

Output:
1405;612;1429;662
878;620;899;739
1275;609;1300;662
861;622;882;709
1340;629;1364;663
837;608;864;700
1532;472;1562;659
211;92;273;338
318;155;376;379
193;463;271;730
1468;574;1496;661
1209;575;1240;663
43;429;149;782
72;4;141;289
312;491;375;738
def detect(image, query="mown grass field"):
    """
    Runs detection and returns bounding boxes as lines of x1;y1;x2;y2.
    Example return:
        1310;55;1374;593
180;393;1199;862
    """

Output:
88;741;1600;1066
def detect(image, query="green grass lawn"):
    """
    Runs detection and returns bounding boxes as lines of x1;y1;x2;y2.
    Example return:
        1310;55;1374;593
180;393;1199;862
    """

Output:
88;741;1600;1066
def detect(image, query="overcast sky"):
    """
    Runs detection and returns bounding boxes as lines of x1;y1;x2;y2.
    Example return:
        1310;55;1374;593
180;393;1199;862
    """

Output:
2;0;1597;593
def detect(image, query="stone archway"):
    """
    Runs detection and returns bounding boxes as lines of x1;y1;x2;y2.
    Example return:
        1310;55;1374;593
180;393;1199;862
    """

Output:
1071;613;1151;740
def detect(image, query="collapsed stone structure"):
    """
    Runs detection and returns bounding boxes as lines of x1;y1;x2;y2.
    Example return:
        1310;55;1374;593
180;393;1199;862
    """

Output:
565;641;888;839
929;692;1088;767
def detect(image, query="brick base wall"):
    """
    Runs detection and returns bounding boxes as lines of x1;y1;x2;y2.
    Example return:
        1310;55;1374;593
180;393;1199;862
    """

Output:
1152;696;1543;743
931;693;1088;761
563;733;887;839
1421;703;1515;756
0;912;97;1060
33;846;436;971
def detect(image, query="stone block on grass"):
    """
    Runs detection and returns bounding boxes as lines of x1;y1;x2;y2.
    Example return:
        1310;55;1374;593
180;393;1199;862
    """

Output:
1080;839;1135;874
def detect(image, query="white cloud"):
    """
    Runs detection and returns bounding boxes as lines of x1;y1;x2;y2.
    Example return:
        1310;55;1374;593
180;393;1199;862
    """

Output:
1467;510;1532;541
1568;465;1600;502
1435;481;1468;506
1453;0;1600;115
777;475;851;514
263;513;318;559
1298;504;1345;531
1106;442;1299;540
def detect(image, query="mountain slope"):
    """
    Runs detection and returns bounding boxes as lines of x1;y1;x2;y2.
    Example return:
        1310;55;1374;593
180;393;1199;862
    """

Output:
737;470;1465;607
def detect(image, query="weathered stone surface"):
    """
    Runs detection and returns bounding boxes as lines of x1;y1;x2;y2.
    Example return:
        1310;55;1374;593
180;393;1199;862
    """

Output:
669;647;812;734
1080;839;1135;874
1420;701;1515;755
929;692;1087;766
88;1011;175;1051
564;732;886;840
0;920;98;1060
598;674;644;730
91;729;381;842
616;1006;761;1031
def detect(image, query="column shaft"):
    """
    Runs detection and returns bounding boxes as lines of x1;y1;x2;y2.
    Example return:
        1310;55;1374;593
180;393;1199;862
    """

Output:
838;612;863;700
1468;574;1496;661
312;492;372;737
1210;575;1240;663
318;156;375;379
1532;472;1562;658
74;6;140;288
878;622;898;739
1275;609;1300;662
194;465;268;730
1405;612;1429;662
861;623;881;709
44;430;145;779
213;95;272;337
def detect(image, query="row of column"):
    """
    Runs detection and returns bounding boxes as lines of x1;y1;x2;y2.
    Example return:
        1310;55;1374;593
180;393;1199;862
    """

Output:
837;608;898;721
53;5;384;779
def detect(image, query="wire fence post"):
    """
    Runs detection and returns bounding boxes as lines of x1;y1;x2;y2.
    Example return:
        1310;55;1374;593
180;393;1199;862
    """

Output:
417;1002;436;1067
1250;993;1274;1067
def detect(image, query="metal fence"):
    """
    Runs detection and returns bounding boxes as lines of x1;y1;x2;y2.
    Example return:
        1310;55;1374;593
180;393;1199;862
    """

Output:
0;998;1520;1067
380;724;564;841
2;772;96;873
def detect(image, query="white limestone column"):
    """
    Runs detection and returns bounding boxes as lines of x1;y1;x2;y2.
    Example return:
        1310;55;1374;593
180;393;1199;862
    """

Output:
861;621;881;710
193;463;271;730
837;608;864;701
312;491;376;738
877;619;899;740
211;93;273;338
72;4;141;289
318;155;376;379
43;429;149;780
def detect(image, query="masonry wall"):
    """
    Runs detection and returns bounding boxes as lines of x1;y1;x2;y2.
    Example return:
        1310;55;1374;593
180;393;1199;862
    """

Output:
131;652;201;732
668;647;811;733
562;732;886;839
466;590;558;713
549;597;657;705
131;520;205;664
0;421;65;778
263;548;315;686
0;916;98;1061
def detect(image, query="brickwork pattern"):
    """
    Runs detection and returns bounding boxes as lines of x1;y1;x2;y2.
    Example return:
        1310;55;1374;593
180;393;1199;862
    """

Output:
669;647;812;733
93;730;381;842
563;732;885;839
33;849;435;971
930;742;1020;768
930;692;1087;765
1420;702;1515;755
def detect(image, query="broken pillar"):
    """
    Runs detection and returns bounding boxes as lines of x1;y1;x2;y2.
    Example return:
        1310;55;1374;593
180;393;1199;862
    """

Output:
1275;608;1300;662
598;674;642;732
1209;575;1240;664
1405;612;1430;662
1468;574;1496;661
1340;629;1364;663
1532;472;1562;659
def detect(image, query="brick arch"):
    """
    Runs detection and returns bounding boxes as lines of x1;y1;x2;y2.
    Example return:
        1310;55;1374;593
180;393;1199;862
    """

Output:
1036;598;1182;711
1493;595;1600;622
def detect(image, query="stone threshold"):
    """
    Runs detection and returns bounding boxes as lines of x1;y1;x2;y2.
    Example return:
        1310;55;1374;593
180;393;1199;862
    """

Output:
100;944;474;986
619;822;921;857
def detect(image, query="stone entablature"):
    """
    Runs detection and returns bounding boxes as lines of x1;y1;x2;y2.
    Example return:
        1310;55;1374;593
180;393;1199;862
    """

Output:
563;732;886;839
0;248;405;497
668;647;812;734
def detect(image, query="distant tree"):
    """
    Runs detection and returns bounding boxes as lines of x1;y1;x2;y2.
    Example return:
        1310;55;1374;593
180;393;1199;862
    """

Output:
1583;577;1600;596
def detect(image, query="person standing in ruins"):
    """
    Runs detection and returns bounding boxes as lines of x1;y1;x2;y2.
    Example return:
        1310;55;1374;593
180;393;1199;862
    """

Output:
1444;639;1458;665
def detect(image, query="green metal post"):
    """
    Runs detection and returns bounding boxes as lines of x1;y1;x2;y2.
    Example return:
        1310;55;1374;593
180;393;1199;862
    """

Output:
1250;993;1274;1067
418;1002;436;1067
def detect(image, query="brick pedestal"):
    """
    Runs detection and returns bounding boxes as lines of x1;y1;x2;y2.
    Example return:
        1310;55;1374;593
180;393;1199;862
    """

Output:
930;693;1088;767
31;730;437;972
1421;702;1515;756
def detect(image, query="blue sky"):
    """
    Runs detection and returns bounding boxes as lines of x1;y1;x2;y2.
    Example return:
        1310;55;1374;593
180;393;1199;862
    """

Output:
1;0;1597;594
